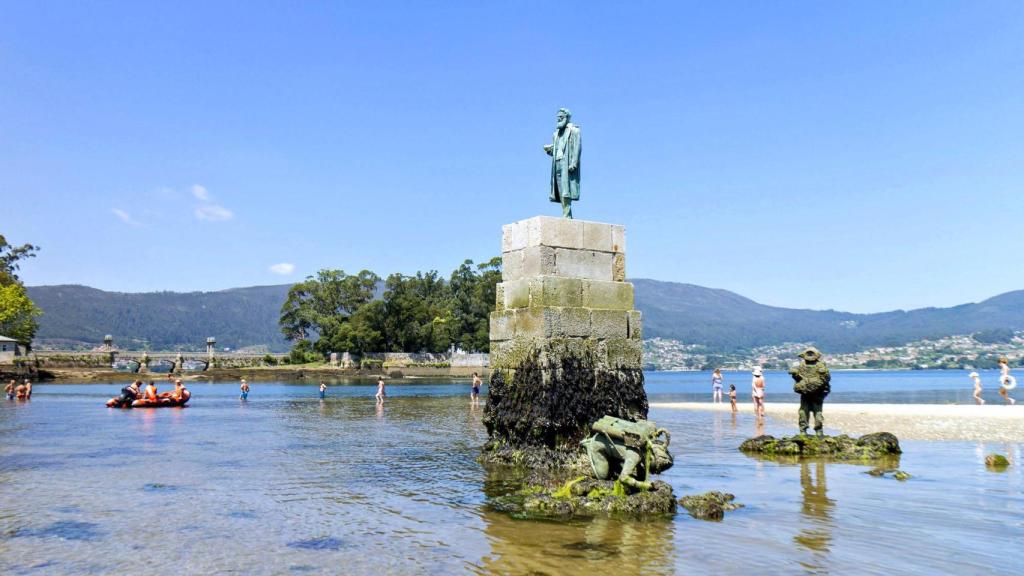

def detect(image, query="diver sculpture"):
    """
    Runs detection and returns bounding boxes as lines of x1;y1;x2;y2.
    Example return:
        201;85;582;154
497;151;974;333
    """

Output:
790;347;831;436
581;415;673;491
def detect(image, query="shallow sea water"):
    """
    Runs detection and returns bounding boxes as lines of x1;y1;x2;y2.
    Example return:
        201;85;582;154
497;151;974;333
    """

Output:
1;372;1022;575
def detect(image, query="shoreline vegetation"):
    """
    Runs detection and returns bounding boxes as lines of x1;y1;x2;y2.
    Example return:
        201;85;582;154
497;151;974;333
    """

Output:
652;402;1024;442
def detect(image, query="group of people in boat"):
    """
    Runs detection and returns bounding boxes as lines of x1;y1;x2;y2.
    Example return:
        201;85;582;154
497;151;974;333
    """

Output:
5;378;32;400
109;376;189;408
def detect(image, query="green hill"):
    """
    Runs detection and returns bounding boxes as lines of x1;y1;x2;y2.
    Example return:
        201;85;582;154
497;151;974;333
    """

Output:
25;280;1024;353
632;278;1024;352
26;284;292;351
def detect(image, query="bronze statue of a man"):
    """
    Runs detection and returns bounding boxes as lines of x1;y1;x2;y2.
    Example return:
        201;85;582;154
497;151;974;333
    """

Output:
789;347;831;436
543;108;581;219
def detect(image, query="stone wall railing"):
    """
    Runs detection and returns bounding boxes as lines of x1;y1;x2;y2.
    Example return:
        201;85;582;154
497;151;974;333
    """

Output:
28;350;489;369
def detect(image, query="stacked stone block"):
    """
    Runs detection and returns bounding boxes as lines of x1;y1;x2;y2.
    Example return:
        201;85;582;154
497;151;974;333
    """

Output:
484;216;648;455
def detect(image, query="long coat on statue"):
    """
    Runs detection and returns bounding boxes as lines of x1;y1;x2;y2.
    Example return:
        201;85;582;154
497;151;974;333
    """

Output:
549;123;581;204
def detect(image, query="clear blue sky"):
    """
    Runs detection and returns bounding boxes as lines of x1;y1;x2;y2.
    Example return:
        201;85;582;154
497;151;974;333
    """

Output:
2;1;1022;313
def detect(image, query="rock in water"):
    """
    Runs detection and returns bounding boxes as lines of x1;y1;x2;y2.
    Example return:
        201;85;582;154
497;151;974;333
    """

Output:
493;478;677;519
481;344;647;466
738;432;901;460
678;491;743;521
985;454;1010;469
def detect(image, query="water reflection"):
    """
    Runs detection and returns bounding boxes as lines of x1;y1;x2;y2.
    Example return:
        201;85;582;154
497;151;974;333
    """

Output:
3;382;1024;575
479;512;676;574
794;460;835;566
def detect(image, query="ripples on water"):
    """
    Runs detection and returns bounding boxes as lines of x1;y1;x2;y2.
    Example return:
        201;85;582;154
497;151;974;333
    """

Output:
0;373;1021;575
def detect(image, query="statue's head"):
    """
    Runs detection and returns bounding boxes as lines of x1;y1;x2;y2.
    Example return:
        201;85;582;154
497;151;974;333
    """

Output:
799;347;822;364
556;108;571;129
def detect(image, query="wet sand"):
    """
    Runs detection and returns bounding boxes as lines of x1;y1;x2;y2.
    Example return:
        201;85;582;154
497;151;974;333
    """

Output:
650;402;1024;442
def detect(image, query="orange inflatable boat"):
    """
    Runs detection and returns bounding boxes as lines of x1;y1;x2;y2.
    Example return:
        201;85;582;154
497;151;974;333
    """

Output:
106;389;190;408
132;389;190;408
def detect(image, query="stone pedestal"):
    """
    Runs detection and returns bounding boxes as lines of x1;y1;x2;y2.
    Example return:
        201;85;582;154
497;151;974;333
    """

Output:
483;216;647;461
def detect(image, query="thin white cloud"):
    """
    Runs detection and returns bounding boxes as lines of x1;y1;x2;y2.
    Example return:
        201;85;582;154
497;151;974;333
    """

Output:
195;204;234;221
190;184;234;221
269;263;296;275
112;208;142;226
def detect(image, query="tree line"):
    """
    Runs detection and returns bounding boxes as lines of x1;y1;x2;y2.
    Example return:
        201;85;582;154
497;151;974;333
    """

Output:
278;257;501;358
0;234;41;347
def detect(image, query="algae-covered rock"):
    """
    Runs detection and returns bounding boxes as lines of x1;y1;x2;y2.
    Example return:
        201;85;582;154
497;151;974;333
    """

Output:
483;340;647;457
739;432;901;461
985;454;1010;469
866;467;911;481
492;478;676;518
678;491;743;521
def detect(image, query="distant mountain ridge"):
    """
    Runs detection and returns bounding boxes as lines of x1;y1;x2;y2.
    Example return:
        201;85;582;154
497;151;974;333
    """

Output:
27;284;292;352
632;279;1024;352
25;281;1024;353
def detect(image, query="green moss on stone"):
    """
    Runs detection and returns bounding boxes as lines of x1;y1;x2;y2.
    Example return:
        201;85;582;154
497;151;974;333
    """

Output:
985;454;1010;469
740;432;901;461
552;476;586;499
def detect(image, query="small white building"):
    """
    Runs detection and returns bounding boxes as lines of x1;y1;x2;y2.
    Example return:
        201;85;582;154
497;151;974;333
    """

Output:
0;335;19;364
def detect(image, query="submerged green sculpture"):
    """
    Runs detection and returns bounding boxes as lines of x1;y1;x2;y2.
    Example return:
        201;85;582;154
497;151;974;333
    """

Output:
790;347;831;436
581;415;673;491
543;108;581;218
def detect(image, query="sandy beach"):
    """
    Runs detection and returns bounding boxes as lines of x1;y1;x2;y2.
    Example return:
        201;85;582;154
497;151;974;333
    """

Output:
650;401;1024;442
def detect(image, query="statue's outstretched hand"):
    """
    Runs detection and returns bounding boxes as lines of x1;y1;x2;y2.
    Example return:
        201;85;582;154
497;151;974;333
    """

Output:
543;144;553;155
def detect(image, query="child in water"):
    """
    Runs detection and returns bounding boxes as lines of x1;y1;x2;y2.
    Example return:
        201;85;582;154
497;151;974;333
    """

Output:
375;377;385;405
729;384;737;413
319;380;327;399
970;372;984;405
240;378;250;400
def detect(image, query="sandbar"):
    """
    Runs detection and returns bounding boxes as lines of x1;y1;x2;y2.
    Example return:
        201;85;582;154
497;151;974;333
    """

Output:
650;402;1024;442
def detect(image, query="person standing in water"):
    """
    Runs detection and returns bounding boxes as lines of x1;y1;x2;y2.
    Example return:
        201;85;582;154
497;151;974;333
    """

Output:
752;367;766;418
5;379;15;400
471;372;482;406
239;378;250;400
998;358;1016;405
728;384;737;413
375;377;386;405
24;378;33;400
970;372;984;405
319;380;327;400
711;368;724;404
